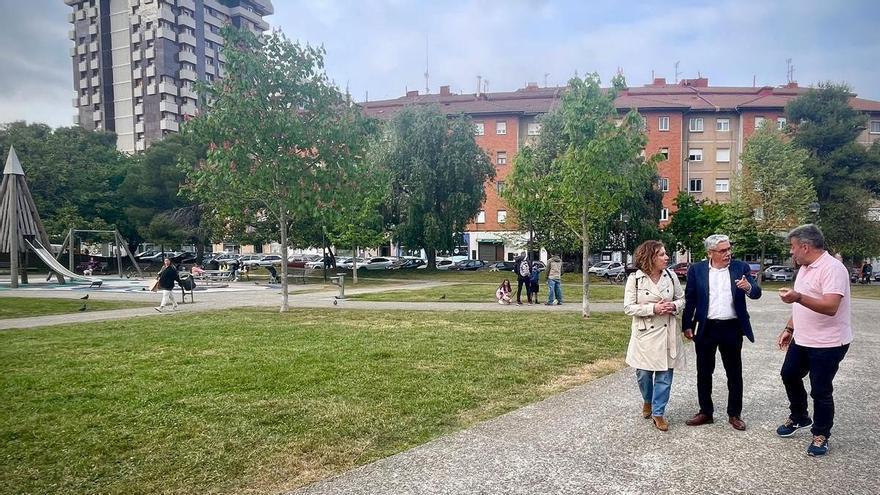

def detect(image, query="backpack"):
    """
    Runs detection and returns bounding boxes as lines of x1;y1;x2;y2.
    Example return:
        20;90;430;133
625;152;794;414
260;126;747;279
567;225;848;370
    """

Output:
519;260;531;278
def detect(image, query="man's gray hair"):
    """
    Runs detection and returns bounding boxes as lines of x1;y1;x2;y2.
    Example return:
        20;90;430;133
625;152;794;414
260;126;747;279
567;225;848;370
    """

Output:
787;224;825;249
704;234;730;252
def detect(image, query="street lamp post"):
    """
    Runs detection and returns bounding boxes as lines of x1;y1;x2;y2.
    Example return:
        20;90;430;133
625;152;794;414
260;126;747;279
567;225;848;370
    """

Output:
621;212;630;265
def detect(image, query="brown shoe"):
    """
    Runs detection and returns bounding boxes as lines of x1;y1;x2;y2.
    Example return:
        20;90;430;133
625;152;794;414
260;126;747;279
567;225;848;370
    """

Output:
642;402;652;419
685;412;714;426
652;415;669;431
729;416;747;431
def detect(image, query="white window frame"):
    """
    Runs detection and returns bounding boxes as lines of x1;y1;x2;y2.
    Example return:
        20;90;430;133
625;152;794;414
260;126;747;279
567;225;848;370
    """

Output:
716;118;730;131
689;178;703;193
689;117;704;132
476;210;485;224
527;122;541;135
659;116;670;131
660;147;669;160
496;151;507;165
777;117;787;130
659;177;669;192
715;179;730;192
688;148;703;162
496;121;507;135
871;121;880;134
474;122;484;136
496;181;506;195
660;208;669;221
497;210;507;224
716;148;731;163
754;116;765;129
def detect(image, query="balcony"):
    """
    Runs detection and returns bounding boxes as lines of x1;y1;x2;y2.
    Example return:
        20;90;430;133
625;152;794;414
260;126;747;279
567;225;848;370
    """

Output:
91;75;100;86
146;84;157;95
179;68;198;81
80;95;90;106
180;103;198;116
73;114;80;125
156;27;176;41
135;121;144;133
77;44;87;55
160;119;180;132
93;110;102;121
158;6;175;23
145;65;155;77
72;97;79;107
179;86;198;99
131;32;140;44
132;50;142;62
178;0;195;9
160;101;180;114
67;11;75;22
134;103;143;115
88;23;97;35
204;29;222;45
205;64;215;75
217;50;226;63
145;47;155;59
178;51;197;64
87;6;97;18
132;67;142;79
90;58;99;70
68;28;76;40
89;41;99;52
135;140;145;152
130;14;140;25
144;30;154;41
133;85;143;97
76;9;85;21
178;15;196;29
78;60;88;72
158;82;178;95
178;32;197;47
69;46;77;56
79;77;88;89
92;92;101;104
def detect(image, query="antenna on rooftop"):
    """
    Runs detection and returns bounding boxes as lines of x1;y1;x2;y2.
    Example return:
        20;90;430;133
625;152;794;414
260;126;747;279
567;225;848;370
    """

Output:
786;58;795;84
674;61;681;83
424;34;429;94
483;79;489;94
476;74;482;96
544;73;550;87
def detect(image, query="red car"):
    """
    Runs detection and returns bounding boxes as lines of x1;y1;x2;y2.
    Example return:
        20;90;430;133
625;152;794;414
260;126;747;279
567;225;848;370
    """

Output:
670;262;689;279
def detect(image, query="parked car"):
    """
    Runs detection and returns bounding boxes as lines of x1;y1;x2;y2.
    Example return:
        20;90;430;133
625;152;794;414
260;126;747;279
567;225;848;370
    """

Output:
588;261;624;277
452;259;487;271
399;257;426;269
288;254;321;269
436;259;456;270
670;262;689;279
489;261;516;272
256;254;284;267
239;254;265;267
360;257;396;270
338;257;365;270
762;265;795;282
748;263;761;278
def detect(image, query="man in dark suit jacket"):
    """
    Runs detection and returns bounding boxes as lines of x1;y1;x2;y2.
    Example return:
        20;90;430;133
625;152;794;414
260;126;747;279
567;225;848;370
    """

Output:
683;234;761;430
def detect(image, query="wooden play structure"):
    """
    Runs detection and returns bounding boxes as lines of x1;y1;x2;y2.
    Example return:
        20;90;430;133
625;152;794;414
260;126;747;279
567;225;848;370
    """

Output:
54;228;142;279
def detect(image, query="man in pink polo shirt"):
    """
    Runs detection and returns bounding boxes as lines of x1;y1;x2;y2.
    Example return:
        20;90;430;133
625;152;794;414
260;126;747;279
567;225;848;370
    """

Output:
776;224;851;457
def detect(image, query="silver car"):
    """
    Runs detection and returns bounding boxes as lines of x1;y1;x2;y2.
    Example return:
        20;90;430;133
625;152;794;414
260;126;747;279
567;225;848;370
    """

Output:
762;265;794;282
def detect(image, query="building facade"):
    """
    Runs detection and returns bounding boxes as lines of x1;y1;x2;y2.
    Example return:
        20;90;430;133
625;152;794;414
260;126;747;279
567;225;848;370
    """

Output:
66;0;273;153
362;78;880;262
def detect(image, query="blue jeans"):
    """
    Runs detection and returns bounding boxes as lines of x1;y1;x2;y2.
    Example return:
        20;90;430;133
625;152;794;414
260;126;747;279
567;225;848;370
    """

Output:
547;279;562;304
637;368;674;417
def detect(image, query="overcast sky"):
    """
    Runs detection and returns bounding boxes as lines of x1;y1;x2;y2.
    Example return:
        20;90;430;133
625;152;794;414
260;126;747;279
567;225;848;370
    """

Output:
1;0;878;128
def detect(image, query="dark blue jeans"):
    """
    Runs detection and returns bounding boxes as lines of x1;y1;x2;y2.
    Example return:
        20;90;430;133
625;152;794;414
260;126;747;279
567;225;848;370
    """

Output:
781;341;850;438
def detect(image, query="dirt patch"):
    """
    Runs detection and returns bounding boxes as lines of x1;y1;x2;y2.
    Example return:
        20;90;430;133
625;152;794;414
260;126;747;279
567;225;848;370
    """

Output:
539;357;627;395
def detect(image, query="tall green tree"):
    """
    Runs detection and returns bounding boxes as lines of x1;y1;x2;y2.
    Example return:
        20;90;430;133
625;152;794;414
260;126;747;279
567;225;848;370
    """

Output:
507;74;655;317
664;192;727;260
382;106;494;269
786;83;880;258
183;27;373;311
733;124;815;270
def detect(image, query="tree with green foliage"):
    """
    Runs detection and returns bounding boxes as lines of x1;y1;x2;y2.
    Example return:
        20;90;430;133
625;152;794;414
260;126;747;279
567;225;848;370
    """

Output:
665;192;727;260
786;83;880;258
0;122;125;240
507;74;655;317
733;124;815;270
182;27;373;311
382;106;494;270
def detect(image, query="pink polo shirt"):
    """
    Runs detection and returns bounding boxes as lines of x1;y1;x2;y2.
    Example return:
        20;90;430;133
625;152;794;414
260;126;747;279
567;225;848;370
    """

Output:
792;251;852;348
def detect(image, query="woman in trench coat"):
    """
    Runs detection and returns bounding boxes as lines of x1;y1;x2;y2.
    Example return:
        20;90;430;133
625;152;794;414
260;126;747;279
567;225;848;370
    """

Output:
623;240;686;431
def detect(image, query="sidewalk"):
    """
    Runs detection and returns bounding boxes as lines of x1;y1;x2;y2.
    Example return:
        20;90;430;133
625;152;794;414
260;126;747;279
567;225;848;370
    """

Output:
291;296;879;494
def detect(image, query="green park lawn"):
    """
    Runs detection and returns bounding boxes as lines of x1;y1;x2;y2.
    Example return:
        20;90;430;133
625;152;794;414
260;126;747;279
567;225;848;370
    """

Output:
0;297;152;319
0;308;630;495
351;282;624;303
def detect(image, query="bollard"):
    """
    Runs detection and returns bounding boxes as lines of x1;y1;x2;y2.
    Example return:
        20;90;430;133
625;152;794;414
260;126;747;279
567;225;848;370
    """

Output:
331;273;346;299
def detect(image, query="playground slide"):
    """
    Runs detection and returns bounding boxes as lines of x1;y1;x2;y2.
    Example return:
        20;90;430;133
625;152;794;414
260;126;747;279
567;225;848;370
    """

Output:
24;239;102;284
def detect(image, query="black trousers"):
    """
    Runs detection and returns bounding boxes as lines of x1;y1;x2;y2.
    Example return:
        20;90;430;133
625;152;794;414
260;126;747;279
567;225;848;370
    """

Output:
695;318;744;417
516;277;530;303
781;341;849;438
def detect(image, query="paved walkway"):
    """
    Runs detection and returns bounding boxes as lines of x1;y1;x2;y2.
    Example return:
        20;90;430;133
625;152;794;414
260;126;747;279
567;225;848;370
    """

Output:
291;296;879;495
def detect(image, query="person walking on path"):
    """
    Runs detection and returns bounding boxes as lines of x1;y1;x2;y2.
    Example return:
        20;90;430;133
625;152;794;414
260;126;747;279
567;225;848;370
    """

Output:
515;253;531;305
545;255;563;305
624;241;686;432
776;224;852;457
496;279;512;305
682;234;761;431
860;260;872;284
155;258;181;312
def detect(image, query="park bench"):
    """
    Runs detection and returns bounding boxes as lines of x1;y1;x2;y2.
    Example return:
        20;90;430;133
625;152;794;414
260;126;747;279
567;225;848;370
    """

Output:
194;269;232;286
286;267;307;284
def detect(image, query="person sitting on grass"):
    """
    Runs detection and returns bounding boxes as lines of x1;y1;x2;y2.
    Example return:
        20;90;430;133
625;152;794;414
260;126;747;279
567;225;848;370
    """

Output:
496;279;513;305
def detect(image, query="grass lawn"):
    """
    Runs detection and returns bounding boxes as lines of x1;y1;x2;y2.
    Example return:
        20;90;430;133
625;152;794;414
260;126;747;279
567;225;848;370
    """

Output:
0;297;152;320
351;282;624;303
354;269;600;284
0;308;630;495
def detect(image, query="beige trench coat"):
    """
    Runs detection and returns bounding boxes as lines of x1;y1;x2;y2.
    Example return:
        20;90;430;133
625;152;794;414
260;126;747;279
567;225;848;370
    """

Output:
623;269;686;371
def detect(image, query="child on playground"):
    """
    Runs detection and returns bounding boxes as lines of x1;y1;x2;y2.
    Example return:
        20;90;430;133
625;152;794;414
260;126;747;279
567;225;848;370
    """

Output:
496;279;512;305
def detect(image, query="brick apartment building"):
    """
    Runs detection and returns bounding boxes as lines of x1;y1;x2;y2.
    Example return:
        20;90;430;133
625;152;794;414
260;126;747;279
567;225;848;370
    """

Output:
361;78;880;262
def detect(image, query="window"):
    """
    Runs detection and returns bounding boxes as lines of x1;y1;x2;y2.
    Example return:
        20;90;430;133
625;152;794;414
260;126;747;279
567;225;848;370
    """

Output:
496;121;507;135
496;151;507;165
474;122;484;136
496;181;506;195
660;147;669;160
716;149;731;163
660;208;669;221
716;118;730;131
689;179;703;192
497;210;507;224
871;121;880;134
476;210;485;224
755;116;765;129
659;177;669;192
716;179;730;192
689;117;704;132
659;116;670;131
688;149;703;161
777;117;787;130
527;122;541;135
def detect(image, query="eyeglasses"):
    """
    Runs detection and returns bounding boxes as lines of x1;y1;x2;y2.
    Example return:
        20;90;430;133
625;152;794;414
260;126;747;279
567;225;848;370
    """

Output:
710;247;732;254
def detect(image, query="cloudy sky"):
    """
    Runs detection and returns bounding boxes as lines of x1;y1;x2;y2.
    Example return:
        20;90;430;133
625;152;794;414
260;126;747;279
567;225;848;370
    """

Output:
2;0;878;128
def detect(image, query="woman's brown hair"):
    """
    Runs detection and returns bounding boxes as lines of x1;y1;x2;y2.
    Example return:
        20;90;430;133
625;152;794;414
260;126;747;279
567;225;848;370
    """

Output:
633;240;666;275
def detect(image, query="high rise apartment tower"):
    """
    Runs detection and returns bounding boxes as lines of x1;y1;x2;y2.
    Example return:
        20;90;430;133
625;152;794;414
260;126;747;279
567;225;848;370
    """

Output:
66;0;273;152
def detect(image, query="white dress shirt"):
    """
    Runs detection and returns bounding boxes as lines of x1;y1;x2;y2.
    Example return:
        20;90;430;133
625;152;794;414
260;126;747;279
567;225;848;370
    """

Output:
707;264;737;320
